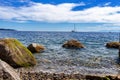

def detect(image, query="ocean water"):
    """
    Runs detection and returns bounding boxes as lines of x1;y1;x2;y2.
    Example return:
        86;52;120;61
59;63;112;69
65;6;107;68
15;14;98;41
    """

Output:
0;31;120;74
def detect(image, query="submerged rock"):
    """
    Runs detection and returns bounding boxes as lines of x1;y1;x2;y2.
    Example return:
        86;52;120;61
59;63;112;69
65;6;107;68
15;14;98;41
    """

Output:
27;43;45;53
62;39;85;49
0;38;36;68
0;59;21;80
106;42;120;49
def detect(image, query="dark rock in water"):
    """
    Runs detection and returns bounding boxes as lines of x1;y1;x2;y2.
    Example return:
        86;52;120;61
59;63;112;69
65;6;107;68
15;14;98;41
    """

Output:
27;43;45;53
106;42;120;49
62;39;85;49
0;38;36;68
0;59;21;80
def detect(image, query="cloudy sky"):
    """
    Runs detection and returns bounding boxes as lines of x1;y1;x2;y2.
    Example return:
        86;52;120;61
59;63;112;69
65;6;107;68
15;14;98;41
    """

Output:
0;0;120;31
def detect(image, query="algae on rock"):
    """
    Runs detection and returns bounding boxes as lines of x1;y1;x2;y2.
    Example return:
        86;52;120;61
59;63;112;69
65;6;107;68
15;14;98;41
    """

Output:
0;38;36;68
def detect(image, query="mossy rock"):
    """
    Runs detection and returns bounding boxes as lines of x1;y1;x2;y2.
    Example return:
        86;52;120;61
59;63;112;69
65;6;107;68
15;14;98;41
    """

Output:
0;38;36;68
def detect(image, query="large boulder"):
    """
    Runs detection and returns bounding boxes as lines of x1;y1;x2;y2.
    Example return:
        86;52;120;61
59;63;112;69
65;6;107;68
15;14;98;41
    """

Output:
106;42;120;49
62;39;85;49
0;38;36;68
27;43;45;53
0;59;21;80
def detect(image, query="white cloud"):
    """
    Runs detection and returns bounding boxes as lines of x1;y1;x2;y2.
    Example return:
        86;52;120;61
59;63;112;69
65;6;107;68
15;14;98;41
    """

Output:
0;2;120;23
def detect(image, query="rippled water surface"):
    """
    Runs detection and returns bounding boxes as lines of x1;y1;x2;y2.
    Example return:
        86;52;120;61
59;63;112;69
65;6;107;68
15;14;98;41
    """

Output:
0;31;120;74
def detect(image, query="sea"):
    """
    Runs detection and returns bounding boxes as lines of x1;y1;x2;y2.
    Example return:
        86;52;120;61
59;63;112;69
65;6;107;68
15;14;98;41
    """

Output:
0;31;120;75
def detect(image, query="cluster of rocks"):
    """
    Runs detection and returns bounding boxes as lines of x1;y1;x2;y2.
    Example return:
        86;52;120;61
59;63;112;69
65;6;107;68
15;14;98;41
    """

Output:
0;38;47;79
0;38;120;80
62;39;120;50
0;38;44;80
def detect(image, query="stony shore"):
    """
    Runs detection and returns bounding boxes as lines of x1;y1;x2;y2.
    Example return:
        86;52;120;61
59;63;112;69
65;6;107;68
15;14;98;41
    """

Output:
16;68;120;80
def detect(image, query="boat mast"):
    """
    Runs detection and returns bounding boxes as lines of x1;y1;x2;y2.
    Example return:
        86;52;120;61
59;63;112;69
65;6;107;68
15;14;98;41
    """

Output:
118;32;120;59
119;32;120;43
74;24;76;32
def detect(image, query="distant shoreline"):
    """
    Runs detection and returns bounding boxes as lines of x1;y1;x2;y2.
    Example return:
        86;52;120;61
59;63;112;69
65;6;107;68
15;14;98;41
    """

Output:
0;29;119;33
0;28;16;31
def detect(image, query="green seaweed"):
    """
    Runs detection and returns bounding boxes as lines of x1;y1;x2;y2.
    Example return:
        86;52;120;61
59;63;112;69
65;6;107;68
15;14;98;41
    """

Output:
103;77;110;80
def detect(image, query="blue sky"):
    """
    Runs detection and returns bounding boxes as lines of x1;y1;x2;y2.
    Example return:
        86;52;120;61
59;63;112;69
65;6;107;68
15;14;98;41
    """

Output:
0;0;120;31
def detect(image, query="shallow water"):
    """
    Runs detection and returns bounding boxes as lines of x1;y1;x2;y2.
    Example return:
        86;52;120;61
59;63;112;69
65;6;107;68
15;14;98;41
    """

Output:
0;31;120;74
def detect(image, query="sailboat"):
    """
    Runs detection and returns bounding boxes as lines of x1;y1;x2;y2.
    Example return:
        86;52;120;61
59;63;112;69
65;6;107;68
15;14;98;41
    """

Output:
71;24;76;32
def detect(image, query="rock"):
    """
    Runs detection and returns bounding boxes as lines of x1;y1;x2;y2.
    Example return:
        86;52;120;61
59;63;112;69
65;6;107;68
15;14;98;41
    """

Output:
86;75;111;80
27;43;45;53
0;59;21;80
0;38;36;68
62;39;85;49
106;42;120;49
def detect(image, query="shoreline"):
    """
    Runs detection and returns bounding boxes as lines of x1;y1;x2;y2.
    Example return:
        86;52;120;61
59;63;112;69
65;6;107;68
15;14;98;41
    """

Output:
16;68;120;80
15;67;120;80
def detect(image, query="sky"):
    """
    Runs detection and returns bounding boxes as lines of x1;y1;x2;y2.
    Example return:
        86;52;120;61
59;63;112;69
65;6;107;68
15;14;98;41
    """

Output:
0;0;120;32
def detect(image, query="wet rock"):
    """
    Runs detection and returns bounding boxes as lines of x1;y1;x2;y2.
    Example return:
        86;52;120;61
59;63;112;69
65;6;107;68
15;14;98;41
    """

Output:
27;43;45;53
107;75;117;80
86;75;102;80
106;42;120;49
86;75;111;80
62;39;85;49
0;38;36;68
0;59;21;80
